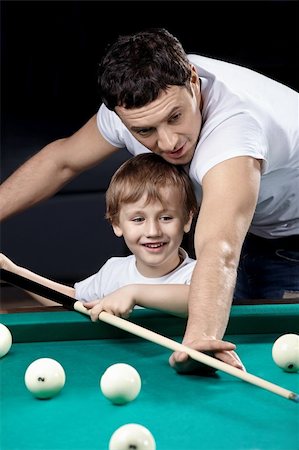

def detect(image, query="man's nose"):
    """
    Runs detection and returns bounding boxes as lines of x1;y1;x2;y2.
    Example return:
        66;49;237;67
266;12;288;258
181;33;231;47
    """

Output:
157;127;177;152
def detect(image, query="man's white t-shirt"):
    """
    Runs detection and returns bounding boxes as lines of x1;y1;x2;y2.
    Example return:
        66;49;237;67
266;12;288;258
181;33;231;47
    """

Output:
75;248;195;302
97;54;299;239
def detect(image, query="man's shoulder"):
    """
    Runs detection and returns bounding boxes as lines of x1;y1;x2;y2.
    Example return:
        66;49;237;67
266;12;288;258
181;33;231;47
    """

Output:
188;53;239;72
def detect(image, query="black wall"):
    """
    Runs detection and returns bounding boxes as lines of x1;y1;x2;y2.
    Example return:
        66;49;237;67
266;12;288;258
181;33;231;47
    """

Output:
2;0;298;127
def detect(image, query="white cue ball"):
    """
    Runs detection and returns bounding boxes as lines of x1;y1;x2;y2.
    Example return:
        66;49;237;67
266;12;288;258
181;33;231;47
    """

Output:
100;363;141;405
109;423;156;450
0;323;12;358
25;358;66;399
272;333;299;372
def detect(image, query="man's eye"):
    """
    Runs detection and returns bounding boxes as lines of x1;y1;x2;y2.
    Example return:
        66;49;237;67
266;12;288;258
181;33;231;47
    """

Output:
137;129;152;136
169;113;181;123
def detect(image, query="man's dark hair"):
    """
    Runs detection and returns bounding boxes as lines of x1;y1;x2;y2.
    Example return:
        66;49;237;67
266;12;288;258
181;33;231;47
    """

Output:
98;28;192;110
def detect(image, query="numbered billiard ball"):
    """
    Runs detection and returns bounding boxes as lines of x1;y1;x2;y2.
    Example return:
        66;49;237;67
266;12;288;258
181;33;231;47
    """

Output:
272;333;299;372
25;358;66;398
0;323;12;358
100;363;141;405
109;423;156;450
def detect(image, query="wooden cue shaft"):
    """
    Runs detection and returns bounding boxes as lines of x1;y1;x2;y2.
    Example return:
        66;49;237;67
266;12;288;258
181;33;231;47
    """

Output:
73;302;299;402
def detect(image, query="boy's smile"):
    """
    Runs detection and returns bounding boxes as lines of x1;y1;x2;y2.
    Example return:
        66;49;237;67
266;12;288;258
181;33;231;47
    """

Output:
112;187;192;278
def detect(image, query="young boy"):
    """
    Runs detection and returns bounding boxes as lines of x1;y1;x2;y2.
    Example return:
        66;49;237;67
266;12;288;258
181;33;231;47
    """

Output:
0;153;198;319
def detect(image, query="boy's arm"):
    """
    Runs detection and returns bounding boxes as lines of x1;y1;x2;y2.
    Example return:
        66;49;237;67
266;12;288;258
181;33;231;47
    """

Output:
0;115;120;221
0;254;75;306
85;284;190;321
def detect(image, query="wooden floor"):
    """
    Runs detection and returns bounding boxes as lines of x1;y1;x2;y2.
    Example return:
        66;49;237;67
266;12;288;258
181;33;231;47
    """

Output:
0;284;65;313
1;284;37;306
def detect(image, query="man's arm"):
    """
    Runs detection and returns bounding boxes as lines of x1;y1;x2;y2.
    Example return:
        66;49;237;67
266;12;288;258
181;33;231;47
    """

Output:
170;156;262;371
0;115;119;221
0;253;75;306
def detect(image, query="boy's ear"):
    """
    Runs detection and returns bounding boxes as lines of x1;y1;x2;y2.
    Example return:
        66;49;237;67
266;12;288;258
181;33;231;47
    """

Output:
183;212;193;233
112;223;123;237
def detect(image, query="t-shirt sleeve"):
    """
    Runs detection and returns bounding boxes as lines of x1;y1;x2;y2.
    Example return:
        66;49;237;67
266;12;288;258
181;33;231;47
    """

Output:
191;113;269;183
183;260;197;285
96;103;126;147
74;264;106;302
167;258;196;285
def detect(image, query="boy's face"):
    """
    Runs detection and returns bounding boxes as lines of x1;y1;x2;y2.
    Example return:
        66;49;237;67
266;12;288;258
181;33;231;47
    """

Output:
115;70;202;166
112;187;193;278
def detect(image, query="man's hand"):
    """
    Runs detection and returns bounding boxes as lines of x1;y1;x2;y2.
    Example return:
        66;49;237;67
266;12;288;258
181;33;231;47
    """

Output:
169;338;246;374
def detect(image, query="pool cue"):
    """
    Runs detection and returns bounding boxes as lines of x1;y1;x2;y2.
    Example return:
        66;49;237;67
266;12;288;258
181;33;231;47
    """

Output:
1;268;298;403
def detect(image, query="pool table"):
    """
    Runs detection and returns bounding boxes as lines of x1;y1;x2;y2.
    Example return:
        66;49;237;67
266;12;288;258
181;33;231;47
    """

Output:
1;303;299;450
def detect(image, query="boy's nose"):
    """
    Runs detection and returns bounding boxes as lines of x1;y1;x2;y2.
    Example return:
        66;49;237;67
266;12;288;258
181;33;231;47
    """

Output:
145;220;162;237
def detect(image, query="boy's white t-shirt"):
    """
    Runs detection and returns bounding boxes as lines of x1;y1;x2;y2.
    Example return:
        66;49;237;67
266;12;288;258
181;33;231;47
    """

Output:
97;54;299;239
75;248;196;302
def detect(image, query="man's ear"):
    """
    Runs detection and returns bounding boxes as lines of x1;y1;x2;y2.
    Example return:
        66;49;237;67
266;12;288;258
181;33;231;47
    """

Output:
190;65;201;99
190;65;199;84
184;212;194;233
112;223;123;237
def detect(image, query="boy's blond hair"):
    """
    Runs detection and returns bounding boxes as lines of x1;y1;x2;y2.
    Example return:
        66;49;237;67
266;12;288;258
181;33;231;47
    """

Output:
106;153;197;224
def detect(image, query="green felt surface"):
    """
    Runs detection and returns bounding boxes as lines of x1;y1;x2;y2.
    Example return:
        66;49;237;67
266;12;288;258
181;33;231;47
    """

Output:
1;305;299;450
1;304;299;342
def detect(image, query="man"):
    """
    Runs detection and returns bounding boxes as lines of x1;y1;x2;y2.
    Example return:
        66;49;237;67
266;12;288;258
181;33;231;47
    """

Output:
1;28;298;373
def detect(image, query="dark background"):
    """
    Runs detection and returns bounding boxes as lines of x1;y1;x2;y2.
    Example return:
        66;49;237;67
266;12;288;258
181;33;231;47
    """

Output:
2;1;298;126
1;0;298;284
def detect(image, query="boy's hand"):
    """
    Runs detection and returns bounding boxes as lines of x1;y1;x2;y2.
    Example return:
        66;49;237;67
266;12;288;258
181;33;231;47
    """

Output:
84;285;136;322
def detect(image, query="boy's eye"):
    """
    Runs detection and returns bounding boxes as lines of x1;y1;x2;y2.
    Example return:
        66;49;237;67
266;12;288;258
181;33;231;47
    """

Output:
160;216;172;221
131;217;144;223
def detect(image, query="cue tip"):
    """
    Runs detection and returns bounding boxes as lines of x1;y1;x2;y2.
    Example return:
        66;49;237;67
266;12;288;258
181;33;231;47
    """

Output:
289;392;299;403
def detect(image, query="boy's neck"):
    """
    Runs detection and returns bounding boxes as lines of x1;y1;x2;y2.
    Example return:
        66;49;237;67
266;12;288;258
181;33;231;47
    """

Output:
135;250;184;278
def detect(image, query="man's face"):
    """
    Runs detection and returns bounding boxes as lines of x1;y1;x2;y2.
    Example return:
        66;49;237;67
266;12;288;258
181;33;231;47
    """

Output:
115;78;202;165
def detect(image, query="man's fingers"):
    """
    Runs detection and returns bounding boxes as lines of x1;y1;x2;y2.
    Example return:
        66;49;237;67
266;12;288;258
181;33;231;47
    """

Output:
169;339;245;374
203;339;236;351
169;352;217;375
214;350;246;371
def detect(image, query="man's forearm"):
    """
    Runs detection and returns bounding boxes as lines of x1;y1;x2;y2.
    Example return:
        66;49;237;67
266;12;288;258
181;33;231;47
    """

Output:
185;252;237;341
1;114;120;221
0;139;75;221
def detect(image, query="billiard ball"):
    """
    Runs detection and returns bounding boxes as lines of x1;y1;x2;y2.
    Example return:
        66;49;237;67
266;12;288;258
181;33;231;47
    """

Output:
24;358;66;399
272;333;299;372
100;363;141;405
0;323;12;358
109;423;156;450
